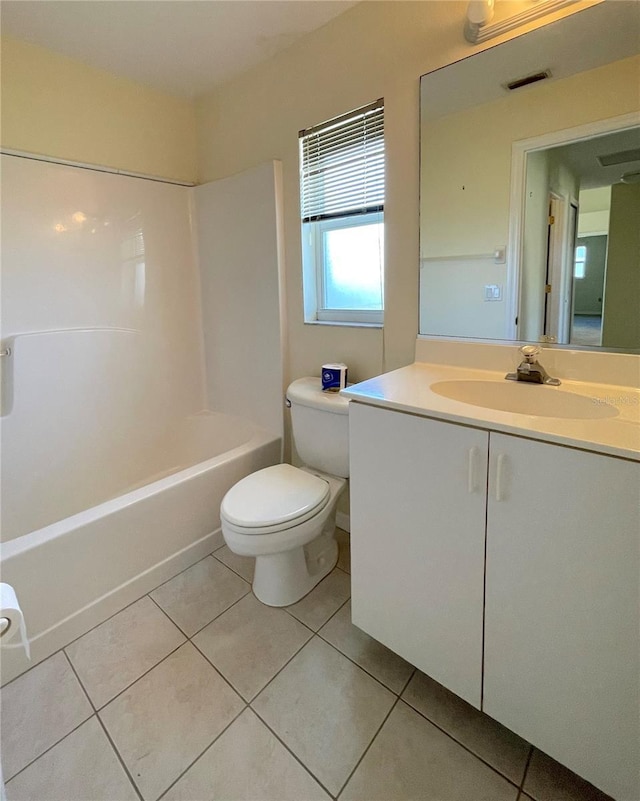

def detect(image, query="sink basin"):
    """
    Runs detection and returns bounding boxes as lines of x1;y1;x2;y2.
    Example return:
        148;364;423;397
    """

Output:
430;380;619;420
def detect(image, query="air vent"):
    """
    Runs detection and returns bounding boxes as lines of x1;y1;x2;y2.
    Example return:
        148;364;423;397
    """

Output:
597;148;640;167
504;70;551;91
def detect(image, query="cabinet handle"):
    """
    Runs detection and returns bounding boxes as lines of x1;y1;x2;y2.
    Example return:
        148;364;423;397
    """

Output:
468;446;479;493
495;453;506;502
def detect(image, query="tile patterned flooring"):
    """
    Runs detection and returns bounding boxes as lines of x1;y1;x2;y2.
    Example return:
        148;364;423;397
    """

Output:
1;531;613;801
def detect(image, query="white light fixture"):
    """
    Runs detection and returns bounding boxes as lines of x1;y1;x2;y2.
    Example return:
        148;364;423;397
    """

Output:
464;0;581;44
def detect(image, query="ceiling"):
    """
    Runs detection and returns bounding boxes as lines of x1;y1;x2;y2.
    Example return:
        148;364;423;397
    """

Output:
0;0;358;98
551;127;640;190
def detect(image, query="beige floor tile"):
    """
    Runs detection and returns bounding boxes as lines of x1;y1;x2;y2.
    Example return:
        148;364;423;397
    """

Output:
163;708;330;801
100;642;244;801
5;717;137;801
286;568;351;631
339;701;519;801
523;749;614;801
402;670;530;784
319;600;413;694
335;528;351;574
213;544;255;582
0;652;92;780
252;637;394;796
193;593;312;700
66;596;185;708
150;556;249;636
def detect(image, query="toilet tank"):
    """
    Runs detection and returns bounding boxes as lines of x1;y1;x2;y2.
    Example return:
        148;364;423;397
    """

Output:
287;377;350;478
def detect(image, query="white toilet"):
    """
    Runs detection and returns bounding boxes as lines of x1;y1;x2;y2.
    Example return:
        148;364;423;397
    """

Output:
220;377;349;607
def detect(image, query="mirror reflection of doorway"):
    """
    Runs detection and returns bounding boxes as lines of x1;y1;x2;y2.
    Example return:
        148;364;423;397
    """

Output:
571;235;607;346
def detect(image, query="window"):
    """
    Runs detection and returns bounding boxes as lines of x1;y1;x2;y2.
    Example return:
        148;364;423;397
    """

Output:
574;244;587;279
299;99;384;325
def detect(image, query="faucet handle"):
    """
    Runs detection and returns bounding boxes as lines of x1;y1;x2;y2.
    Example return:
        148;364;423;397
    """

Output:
519;345;541;362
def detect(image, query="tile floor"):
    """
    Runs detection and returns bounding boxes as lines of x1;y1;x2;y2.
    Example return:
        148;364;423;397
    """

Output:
1;530;613;801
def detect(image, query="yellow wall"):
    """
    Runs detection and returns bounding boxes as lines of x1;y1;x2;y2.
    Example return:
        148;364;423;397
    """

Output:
421;56;640;260
194;0;600;383
1;36;197;183
602;183;640;350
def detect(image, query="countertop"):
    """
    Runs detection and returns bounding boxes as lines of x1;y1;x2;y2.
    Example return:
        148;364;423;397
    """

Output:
341;362;640;462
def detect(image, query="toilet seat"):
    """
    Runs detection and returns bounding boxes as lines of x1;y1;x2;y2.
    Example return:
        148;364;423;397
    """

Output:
220;464;330;534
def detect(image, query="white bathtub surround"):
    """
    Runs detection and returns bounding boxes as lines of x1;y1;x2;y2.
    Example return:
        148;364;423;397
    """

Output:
0;543;612;801
1;156;287;685
194;162;287;442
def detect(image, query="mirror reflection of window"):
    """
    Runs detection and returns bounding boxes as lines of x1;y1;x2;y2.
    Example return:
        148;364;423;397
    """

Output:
574;246;587;279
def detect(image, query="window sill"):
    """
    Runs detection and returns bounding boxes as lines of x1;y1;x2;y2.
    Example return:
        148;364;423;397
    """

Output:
304;320;383;329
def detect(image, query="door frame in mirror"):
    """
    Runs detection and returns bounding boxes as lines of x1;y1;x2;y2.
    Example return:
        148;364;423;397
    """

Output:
506;111;640;342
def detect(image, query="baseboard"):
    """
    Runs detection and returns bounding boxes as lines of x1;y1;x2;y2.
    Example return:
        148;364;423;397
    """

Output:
1;529;224;686
336;511;350;533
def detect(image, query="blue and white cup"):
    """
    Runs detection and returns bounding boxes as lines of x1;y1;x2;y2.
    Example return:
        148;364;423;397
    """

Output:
322;363;348;392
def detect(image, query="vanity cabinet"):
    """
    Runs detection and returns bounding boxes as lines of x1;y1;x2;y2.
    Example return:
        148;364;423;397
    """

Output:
349;402;488;708
483;433;639;801
349;402;639;800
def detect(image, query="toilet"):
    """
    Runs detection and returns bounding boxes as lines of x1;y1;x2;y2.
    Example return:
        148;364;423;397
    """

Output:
220;377;349;607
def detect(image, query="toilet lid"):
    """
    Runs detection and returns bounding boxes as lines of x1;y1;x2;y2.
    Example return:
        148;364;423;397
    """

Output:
221;464;330;529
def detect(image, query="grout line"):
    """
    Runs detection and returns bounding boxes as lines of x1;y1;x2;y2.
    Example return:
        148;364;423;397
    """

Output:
398;666;417;696
93;639;187;713
249;705;337;800
398;697;524;791
1;549;224;694
2;713;94;785
94;714;145;801
2;651;96;783
315;595;351;633
146;593;193;639
316;630;408;698
519;745;535;793
188;637;258;702
313;597;417;699
63;649;97;712
155;705;248;801
335;695;400;797
194;625;315;705
63;647;148;799
280;570;351;633
148;552;221;598
211;549;254;583
0;593;147;693
147;579;251;643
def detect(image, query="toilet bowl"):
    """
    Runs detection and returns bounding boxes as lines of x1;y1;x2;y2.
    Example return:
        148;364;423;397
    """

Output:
220;377;350;607
221;464;346;606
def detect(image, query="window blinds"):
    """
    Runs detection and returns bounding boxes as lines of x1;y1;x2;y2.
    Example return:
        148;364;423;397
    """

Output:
299;99;384;223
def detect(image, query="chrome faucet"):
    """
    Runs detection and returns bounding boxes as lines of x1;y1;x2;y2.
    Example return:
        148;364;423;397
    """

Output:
505;345;561;386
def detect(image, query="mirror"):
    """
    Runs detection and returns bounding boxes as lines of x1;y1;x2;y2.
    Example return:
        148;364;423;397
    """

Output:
419;2;640;351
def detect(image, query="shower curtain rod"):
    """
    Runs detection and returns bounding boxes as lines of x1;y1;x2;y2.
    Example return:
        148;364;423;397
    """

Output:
0;148;195;187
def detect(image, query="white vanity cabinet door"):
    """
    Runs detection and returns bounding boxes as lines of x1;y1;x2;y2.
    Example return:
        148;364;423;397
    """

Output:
484;433;640;801
349;402;488;708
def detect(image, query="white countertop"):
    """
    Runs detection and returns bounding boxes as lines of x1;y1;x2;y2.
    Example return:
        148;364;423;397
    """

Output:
341;363;640;462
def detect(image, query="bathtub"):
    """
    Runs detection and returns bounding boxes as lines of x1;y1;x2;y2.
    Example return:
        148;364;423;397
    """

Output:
0;412;281;685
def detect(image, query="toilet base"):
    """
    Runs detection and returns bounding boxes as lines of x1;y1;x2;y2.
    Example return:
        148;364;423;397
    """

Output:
253;522;339;607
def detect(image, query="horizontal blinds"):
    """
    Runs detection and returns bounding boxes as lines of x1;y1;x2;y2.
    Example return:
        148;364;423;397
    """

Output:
300;99;384;223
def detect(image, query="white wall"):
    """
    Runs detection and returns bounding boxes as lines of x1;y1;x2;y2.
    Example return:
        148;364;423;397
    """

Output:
420;257;507;339
0;155;205;540
578;186;611;236
194;163;286;440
